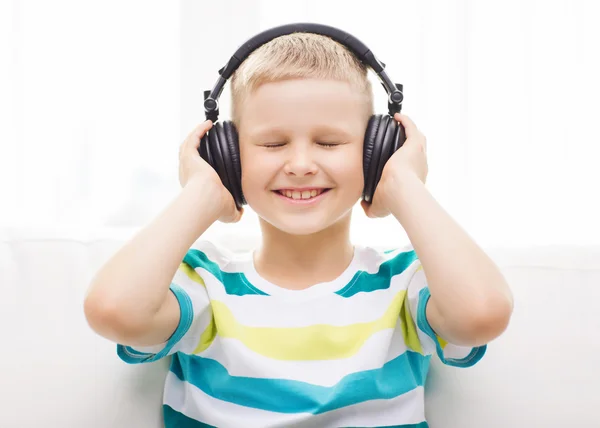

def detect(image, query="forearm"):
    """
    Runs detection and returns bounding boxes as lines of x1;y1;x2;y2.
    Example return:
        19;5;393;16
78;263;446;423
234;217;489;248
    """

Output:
383;172;513;335
85;178;221;326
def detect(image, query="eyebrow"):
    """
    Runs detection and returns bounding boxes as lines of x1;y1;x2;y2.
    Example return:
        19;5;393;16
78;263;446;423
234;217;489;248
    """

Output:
247;125;353;141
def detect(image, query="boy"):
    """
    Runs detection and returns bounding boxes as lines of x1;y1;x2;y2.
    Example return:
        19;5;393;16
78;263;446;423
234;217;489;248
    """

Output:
84;31;513;427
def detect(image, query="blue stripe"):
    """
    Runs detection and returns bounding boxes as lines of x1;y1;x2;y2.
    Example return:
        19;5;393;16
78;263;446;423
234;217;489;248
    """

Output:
335;250;418;297
170;350;430;414
416;287;487;367
163;405;216;427
117;284;194;364
184;249;269;296
163;404;428;428
347;424;428;428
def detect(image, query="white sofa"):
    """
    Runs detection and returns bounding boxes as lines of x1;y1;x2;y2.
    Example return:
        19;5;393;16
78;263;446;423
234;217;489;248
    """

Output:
2;227;599;428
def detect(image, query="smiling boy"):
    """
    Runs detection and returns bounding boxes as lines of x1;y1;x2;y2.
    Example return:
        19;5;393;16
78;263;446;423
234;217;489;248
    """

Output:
84;27;513;427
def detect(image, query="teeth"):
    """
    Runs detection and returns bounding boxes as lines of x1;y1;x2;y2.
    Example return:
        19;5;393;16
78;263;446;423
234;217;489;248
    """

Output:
279;189;325;200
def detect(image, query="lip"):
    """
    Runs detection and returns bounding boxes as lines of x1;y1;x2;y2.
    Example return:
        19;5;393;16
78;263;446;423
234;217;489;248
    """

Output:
274;187;328;192
272;189;331;206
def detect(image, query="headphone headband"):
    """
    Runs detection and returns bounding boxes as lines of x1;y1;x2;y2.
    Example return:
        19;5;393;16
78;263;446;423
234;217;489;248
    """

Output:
203;23;403;122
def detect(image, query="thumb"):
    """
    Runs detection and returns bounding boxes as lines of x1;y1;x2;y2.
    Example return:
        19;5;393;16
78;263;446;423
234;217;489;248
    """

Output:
360;200;372;218
234;207;244;223
224;206;244;223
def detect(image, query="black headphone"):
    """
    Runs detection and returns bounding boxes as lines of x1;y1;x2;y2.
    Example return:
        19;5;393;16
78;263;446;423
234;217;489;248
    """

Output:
199;23;406;210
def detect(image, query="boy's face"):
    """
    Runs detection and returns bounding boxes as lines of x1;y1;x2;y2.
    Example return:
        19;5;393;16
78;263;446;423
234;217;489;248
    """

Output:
237;78;368;236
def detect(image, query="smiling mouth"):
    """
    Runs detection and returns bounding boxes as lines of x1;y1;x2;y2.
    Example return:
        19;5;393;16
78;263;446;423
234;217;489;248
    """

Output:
274;188;331;201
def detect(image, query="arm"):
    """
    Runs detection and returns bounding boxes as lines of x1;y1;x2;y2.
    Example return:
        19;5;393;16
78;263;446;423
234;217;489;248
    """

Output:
84;178;222;347
383;171;514;347
84;119;240;349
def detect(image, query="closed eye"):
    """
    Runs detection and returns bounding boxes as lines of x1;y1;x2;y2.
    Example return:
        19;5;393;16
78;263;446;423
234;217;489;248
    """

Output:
262;143;286;149
262;142;342;149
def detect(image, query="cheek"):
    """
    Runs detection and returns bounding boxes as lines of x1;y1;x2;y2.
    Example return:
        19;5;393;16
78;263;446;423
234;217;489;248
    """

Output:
239;149;276;193
336;149;364;189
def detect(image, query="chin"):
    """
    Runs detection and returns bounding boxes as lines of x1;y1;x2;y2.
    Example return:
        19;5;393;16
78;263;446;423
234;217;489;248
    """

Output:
258;207;355;237
267;218;334;236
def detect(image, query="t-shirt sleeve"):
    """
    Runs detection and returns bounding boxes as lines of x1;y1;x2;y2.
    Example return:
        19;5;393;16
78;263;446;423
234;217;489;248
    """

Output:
116;250;212;364
406;256;487;368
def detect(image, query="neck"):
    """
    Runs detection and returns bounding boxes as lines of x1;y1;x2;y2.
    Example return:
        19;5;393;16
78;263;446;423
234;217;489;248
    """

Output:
253;214;355;290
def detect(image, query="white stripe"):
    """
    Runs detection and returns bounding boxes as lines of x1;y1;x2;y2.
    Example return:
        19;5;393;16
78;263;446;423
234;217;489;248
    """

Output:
189;240;238;268
198;319;416;387
226;244;415;275
195;260;421;328
189;241;415;278
165;373;426;428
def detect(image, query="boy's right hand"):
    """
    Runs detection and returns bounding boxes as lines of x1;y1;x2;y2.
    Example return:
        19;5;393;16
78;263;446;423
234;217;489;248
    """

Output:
178;120;243;223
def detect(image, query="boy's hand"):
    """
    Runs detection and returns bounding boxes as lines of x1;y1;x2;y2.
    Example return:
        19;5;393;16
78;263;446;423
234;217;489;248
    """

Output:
361;113;428;218
179;120;243;223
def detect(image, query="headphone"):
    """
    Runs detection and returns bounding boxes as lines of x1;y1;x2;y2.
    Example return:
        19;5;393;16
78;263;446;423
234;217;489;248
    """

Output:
199;23;406;210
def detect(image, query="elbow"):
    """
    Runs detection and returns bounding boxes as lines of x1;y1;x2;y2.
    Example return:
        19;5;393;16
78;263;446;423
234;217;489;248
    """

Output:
463;292;514;347
83;290;144;343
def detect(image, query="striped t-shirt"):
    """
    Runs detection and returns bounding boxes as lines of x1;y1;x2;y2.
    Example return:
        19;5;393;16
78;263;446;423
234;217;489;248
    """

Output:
117;240;486;427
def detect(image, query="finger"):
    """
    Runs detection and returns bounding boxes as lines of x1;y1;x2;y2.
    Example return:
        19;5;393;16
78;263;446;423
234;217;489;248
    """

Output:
394;113;418;139
184;120;213;154
360;200;371;218
361;200;376;218
235;207;244;223
224;205;244;223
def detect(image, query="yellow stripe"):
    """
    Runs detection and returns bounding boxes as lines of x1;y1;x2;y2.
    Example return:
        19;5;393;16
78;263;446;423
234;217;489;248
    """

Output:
193;316;217;354
202;290;423;361
180;262;205;286
400;290;423;354
436;334;448;349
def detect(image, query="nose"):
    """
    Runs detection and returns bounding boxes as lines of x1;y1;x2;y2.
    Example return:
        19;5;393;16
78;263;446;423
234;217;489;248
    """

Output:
283;142;318;176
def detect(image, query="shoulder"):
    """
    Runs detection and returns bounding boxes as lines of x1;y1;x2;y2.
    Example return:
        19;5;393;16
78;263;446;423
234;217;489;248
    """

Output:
183;239;237;270
356;243;420;277
333;244;421;297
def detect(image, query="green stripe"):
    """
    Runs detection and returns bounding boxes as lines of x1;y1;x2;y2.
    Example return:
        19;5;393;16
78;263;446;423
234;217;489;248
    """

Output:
184;248;417;298
170;350;430;414
164;404;216;427
347;424;428;428
335;250;418;297
163;404;428;428
184;249;269;296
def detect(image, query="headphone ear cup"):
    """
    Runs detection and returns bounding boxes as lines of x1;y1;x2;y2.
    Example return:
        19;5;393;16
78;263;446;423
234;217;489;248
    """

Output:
362;115;380;202
362;115;380;193
222;120;245;207
363;115;387;202
362;115;406;203
198;123;244;210
210;123;233;194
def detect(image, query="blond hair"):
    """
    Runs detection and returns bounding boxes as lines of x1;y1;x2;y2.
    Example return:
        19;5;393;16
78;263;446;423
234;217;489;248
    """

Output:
230;32;374;125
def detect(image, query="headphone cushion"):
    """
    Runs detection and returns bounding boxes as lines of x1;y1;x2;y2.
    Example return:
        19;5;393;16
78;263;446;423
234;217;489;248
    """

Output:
362;114;406;202
363;115;388;202
210;123;233;194
363;115;381;181
223;121;245;205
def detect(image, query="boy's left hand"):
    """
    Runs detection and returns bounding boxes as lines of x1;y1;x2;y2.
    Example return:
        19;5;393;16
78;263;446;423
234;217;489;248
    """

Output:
361;113;428;218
